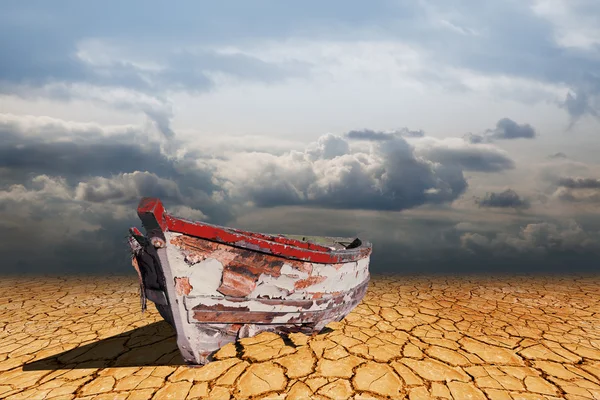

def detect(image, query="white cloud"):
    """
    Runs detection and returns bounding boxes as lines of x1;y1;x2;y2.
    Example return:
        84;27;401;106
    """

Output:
0;175;73;203
532;0;600;50
414;137;515;172
74;171;181;203
461;219;600;255
0;175;102;239
0;112;139;141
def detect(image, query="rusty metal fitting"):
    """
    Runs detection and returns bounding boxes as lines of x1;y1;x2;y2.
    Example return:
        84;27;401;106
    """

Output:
151;237;165;248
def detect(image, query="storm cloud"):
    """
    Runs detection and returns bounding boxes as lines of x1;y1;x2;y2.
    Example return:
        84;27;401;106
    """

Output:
218;131;518;211
557;176;600;189
551;175;600;204
0;114;232;223
549;152;567;159
460;219;600;256
417;138;515;172
345;128;425;141
476;189;530;209
465;118;537;144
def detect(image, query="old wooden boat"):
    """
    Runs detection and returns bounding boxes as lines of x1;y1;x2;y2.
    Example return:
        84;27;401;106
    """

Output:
127;197;371;365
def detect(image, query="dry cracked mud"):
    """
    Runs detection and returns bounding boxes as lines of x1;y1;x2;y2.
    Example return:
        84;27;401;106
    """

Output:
0;274;599;399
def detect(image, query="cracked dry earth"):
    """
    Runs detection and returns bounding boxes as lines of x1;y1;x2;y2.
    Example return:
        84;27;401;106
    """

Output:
1;275;599;400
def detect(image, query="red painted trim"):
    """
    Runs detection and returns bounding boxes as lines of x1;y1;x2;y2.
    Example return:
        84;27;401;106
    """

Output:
136;198;372;263
129;227;143;236
166;215;339;263
227;228;332;252
137;197;168;232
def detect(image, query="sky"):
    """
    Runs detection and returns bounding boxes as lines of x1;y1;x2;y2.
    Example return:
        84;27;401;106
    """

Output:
1;0;600;275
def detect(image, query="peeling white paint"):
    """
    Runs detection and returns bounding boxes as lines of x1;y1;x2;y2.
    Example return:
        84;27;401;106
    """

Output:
187;258;224;297
250;273;297;298
280;263;309;278
306;258;370;293
251;283;290;299
184;295;338;314
164;232;189;276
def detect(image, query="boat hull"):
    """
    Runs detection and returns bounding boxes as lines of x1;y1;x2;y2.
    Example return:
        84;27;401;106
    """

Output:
128;198;371;365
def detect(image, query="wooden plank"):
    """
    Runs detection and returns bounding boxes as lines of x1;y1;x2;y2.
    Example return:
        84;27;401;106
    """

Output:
189;309;325;324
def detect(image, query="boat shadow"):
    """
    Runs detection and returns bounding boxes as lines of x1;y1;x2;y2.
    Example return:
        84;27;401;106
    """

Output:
23;321;186;371
23;321;337;371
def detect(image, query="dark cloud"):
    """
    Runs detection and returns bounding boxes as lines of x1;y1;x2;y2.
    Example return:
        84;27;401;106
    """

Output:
491;118;536;139
476;189;530;209
74;172;182;204
345;128;424;141
0;115;232;223
557;176;600;189
549;152;567;159
0;138;174;186
226;131;518;211
0;175;225;277
419;143;515;172
402;129;425;138
460;219;600;256
553;176;600;203
553;188;600;204
230;135;467;210
537;162;600;204
465;118;536;143
346;129;395;141
463;133;485;144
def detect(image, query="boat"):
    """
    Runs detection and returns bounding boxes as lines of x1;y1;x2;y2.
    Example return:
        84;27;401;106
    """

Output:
127;197;372;365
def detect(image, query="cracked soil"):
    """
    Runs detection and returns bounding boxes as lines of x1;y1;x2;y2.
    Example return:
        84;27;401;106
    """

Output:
0;274;599;399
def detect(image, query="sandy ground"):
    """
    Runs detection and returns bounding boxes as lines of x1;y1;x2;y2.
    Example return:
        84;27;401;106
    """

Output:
0;274;599;400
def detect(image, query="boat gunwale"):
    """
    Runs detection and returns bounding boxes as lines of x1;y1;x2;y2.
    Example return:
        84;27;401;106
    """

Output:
137;197;372;264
